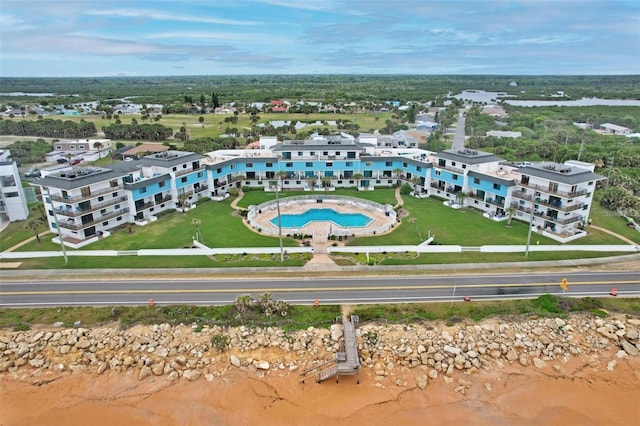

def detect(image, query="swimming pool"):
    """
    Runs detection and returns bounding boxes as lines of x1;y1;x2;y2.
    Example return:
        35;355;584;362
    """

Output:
271;208;373;228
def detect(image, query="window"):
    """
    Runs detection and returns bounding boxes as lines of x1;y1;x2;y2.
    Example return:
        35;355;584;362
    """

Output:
583;204;589;210
588;181;594;186
266;163;273;167
385;162;392;167
79;145;85;149
56;145;62;150
452;162;456;167
112;192;118;197
435;170;441;176
115;204;120;209
493;183;501;190
310;152;315;156
216;168;222;173
197;171;203;178
159;181;165;188
286;162;293;168
298;152;303;156
48;210;54;216
365;162;373;167
452;175;458;180
403;162;408;167
323;151;328;156
462;164;467;169
117;216;122;221
172;167;177;172
306;162;313;167
346;162;353;167
438;159;446;167
98;196;104;201
140;187;147;194
103;222;108;226
326;162;333;167
100;209;107;215
183;164;187;169
181;177;187;183
246;163;253;168
473;178;480;184
417;166;422;172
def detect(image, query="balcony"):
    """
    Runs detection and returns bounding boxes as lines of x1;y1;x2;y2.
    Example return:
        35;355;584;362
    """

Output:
510;202;532;214
175;165;203;177
51;185;124;204
485;198;505;208
436;164;465;174
544;214;583;226
58;208;130;231
517;182;587;199
512;191;533;201
195;185;209;193
535;198;585;213
56;196;128;218
135;202;154;212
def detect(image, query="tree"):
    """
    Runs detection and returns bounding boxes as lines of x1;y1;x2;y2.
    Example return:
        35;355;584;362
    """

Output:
353;173;363;189
455;191;467;207
506;207;517;227
393;168;403;187
24;218;43;244
308;175;317;189
198;116;204;128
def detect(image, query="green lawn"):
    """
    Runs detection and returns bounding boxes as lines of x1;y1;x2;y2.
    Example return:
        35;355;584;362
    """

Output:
586;192;639;244
236;187;397;209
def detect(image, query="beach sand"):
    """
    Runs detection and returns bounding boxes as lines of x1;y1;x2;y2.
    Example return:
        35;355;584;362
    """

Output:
1;348;638;426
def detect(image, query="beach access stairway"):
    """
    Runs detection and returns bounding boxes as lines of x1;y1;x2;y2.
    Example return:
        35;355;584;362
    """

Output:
299;315;360;384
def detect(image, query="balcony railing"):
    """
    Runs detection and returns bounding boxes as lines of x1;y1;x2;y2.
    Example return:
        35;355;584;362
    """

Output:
512;191;534;201
175;165;203;177
135;202;154;212
435;164;466;174
510;202;532;214
486;198;505;208
51;185;124;204
195;185;209;193
535;198;585;213
58;208;130;231
517;182;587;199
56;196;128;218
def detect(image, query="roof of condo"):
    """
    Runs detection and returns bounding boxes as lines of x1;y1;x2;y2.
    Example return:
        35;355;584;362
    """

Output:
519;163;606;185
437;149;504;165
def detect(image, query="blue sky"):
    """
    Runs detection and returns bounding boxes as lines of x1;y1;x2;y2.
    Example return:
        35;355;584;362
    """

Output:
1;0;639;77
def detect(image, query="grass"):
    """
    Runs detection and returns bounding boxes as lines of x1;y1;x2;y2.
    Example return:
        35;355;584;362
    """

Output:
0;303;342;331
3;296;636;331
585;192;639;244
8;253;311;269
352;295;640;324
236;187;397;209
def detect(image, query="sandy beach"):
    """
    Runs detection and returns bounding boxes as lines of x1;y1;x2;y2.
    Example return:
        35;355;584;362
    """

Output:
1;347;638;426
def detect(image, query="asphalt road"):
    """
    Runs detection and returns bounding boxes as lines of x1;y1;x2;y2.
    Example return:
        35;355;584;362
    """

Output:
1;271;638;307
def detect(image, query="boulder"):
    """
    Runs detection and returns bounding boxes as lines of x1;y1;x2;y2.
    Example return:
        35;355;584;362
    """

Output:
75;338;92;350
230;355;241;368
183;369;201;381
620;339;639;356
533;358;546;369
330;324;343;342
256;360;270;370
139;366;152;381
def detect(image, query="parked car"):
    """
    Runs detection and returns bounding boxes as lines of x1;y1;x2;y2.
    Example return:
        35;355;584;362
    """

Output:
57;158;68;164
24;168;41;178
70;158;82;165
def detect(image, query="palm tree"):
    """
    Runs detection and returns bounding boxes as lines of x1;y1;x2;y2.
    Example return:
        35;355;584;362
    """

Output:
411;176;420;193
353;173;363;189
24;218;43;244
308;175;317;190
506;207;517;227
393;168;403;187
456;191;467;207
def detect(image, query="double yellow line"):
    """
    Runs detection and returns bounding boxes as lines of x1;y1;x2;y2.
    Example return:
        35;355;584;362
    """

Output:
2;280;638;296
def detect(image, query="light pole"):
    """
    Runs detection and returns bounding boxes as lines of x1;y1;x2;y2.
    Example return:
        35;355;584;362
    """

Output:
275;176;284;263
524;205;535;257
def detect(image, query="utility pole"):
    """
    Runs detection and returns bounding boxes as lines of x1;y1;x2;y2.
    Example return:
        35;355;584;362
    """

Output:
577;139;585;161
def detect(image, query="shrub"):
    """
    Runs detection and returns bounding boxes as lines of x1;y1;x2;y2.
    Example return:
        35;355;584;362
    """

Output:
211;334;230;351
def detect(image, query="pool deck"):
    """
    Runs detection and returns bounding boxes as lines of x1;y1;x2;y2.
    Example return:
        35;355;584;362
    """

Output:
252;198;395;242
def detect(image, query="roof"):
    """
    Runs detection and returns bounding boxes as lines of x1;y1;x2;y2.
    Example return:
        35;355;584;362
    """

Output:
519;163;606;185
468;170;516;186
437;149;503;165
37;162;142;190
123;143;169;156
141;151;205;167
600;123;629;132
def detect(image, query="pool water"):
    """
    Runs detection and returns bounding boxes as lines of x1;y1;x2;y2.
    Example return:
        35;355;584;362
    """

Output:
271;208;373;228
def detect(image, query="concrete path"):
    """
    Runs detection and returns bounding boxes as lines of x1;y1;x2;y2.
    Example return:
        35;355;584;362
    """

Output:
3;231;51;253
590;225;638;245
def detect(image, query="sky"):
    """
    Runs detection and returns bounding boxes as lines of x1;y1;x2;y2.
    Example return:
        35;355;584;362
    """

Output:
1;0;639;77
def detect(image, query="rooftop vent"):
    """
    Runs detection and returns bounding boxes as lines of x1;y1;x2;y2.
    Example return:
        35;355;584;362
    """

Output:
458;149;479;156
559;167;572;173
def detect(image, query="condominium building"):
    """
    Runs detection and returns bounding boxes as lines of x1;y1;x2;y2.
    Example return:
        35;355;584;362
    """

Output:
34;135;604;247
0;149;29;225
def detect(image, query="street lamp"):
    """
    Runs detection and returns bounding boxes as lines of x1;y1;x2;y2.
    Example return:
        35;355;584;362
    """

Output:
524;205;535;257
275;176;284;263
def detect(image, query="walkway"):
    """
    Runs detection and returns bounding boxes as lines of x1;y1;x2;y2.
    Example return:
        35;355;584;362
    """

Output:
590;225;638;245
2;231;52;253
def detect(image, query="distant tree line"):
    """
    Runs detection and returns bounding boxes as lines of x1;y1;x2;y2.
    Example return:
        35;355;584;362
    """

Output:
6;139;51;164
183;137;241;153
0;118;96;138
102;123;173;141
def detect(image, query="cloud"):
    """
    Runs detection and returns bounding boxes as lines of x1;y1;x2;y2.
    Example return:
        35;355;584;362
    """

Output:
143;30;293;45
85;8;262;26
